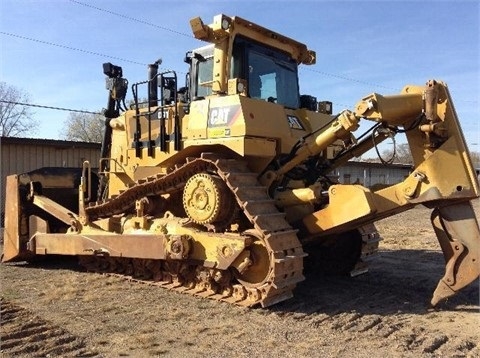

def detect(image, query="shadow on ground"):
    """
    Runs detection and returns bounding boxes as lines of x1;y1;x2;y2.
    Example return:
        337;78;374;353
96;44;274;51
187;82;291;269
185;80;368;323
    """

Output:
3;248;479;317
272;248;479;316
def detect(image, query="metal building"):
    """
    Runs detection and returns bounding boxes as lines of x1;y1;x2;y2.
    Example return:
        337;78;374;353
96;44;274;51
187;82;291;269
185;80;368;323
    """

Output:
0;136;413;226
0;136;101;225
334;161;413;188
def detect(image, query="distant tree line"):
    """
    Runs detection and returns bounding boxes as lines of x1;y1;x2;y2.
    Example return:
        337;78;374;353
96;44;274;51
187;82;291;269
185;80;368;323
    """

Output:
60;112;104;143
364;142;480;169
0;82;38;137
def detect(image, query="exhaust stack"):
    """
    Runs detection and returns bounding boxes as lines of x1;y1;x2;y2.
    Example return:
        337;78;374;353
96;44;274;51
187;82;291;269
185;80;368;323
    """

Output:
148;60;161;107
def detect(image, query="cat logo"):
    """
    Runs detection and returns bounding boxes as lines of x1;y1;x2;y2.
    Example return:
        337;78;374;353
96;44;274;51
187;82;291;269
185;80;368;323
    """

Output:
287;115;304;130
208;104;241;127
209;107;231;126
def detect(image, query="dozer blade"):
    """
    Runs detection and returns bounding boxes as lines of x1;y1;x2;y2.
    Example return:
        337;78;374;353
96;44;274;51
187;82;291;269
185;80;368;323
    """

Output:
430;201;480;306
2;175;27;262
2;168;89;263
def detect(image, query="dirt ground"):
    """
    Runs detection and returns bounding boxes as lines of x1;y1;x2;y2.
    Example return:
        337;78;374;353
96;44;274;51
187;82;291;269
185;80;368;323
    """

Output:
1;200;479;357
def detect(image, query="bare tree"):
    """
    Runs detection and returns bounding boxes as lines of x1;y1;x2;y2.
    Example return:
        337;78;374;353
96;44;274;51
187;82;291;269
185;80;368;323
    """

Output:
380;145;479;167
470;151;480;168
61;111;104;143
382;143;413;164
0;82;38;137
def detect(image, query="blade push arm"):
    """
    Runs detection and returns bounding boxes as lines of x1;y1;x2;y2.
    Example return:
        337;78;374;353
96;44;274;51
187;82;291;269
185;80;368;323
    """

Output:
295;80;479;306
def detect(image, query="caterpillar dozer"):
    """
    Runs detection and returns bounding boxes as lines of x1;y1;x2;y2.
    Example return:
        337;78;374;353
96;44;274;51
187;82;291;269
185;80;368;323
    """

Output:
3;14;479;307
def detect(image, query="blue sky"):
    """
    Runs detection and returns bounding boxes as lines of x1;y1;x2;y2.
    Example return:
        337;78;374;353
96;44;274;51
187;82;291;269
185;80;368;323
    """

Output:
1;0;479;152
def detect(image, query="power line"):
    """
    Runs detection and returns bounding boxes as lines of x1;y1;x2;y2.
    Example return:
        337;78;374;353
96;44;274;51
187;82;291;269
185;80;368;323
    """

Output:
69;0;193;38
0;31;148;66
0;99;382;119
66;1;403;91
302;68;397;91
0;100;102;115
4;24;472;100
0;30;186;74
1;98;355;118
301;69;478;104
3;0;479;99
2;15;477;104
77;2;477;102
0;28;385;95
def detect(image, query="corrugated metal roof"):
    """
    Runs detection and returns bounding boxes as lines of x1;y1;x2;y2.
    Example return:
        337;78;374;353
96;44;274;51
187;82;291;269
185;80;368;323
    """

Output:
0;136;101;149
344;161;413;170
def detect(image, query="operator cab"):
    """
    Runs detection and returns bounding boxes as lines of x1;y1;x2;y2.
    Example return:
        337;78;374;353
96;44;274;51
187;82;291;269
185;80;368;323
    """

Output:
186;36;301;109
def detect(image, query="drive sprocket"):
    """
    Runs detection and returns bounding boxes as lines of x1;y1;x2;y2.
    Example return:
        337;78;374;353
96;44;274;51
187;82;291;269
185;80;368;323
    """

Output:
182;173;235;226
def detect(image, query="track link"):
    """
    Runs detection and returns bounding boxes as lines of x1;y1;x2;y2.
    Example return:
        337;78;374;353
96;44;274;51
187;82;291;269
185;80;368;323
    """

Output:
82;154;306;307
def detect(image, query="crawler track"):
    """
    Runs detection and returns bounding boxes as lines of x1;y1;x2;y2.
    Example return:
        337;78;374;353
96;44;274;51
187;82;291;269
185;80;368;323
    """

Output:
82;155;306;307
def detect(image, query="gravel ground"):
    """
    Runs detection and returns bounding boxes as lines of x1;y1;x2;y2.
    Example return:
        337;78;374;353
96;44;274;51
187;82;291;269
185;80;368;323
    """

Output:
1;200;479;357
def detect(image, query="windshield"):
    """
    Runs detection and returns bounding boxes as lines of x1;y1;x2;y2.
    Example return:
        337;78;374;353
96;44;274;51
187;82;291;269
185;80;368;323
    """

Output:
248;51;299;108
232;36;300;109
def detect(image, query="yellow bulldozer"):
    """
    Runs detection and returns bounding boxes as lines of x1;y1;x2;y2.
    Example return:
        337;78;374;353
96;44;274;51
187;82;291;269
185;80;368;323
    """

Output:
3;14;479;307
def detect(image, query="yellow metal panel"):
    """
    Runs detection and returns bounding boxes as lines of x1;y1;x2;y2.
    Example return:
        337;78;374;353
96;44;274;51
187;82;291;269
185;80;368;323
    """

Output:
2;175;21;262
185;100;209;140
302;185;377;234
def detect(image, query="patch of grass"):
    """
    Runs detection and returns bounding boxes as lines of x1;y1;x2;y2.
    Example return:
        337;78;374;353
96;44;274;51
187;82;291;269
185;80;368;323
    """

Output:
1;289;20;300
169;310;188;320
40;275;84;303
135;333;157;348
